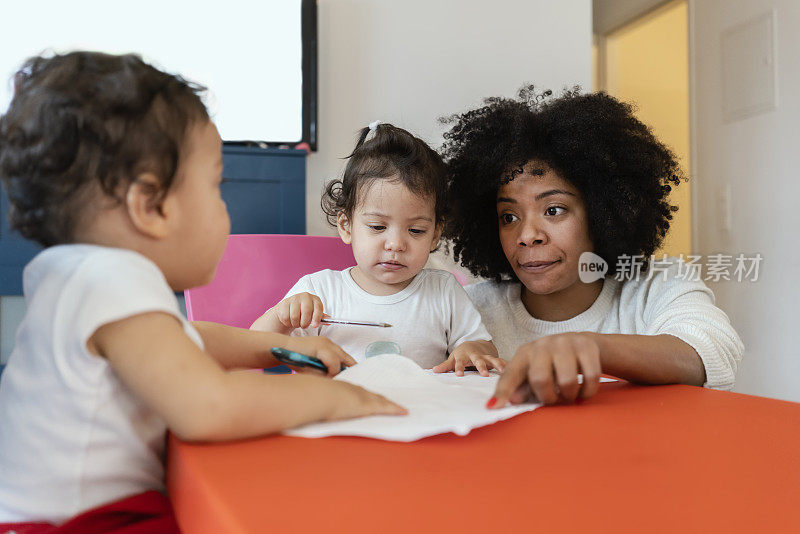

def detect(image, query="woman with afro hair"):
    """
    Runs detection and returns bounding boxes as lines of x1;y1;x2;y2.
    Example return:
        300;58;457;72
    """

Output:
441;87;743;408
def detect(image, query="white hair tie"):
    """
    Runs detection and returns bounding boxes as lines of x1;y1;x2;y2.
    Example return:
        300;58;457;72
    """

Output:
364;120;382;142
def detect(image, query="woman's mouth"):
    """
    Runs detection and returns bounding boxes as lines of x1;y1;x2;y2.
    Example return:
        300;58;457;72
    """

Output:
518;260;560;273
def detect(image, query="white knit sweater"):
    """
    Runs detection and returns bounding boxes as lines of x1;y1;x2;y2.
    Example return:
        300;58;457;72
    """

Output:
465;260;743;390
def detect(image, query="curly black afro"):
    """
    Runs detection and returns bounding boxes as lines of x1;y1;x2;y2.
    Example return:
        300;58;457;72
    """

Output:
440;86;684;282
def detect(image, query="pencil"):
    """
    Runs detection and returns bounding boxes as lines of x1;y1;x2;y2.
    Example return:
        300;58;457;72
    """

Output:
320;318;392;328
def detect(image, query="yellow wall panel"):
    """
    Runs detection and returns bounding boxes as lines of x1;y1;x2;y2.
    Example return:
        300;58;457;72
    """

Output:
601;0;691;257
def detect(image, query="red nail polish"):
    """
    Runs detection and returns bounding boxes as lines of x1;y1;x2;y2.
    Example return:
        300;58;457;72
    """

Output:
486;397;497;408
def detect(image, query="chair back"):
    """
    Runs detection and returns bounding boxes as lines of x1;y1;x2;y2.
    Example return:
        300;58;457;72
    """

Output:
185;234;355;328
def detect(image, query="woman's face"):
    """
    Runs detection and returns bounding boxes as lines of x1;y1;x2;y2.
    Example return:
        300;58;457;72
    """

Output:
496;161;594;295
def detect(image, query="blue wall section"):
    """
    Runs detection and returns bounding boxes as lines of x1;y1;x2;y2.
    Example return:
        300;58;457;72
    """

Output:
0;186;42;295
221;147;306;235
0;147;306;295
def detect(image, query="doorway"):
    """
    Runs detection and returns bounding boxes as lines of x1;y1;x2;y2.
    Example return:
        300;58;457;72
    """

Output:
594;0;691;257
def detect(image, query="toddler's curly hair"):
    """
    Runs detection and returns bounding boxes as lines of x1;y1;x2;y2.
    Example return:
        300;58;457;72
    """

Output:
0;51;208;247
321;122;448;227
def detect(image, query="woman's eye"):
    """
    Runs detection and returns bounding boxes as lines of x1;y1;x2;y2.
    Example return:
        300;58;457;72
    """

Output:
545;206;566;216
499;213;519;225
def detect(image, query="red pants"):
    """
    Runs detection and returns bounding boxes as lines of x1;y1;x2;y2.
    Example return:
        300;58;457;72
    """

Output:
0;490;179;533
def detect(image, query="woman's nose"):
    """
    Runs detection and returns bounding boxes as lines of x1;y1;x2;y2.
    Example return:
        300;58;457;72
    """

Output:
518;219;547;247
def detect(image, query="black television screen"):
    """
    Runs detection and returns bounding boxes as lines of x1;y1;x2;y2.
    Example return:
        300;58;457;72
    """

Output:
0;0;317;149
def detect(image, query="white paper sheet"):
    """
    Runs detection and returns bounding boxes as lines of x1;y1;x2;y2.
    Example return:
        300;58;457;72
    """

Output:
285;354;540;442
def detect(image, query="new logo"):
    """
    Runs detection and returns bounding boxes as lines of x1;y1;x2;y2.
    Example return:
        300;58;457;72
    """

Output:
578;252;608;283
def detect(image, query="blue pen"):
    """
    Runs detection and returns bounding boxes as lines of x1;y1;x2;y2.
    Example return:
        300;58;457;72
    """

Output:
270;347;347;373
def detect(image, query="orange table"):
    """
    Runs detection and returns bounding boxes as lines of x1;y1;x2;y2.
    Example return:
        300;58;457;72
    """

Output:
167;382;800;533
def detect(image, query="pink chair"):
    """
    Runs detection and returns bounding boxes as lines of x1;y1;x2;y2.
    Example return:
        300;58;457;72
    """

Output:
185;234;355;328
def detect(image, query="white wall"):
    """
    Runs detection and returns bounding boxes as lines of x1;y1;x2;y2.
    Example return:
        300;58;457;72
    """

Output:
690;0;800;401
307;0;592;236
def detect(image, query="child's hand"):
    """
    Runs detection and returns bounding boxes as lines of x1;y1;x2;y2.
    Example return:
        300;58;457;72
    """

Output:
285;336;357;377
252;292;326;335
325;381;408;421
489;332;602;407
274;292;326;331
432;340;505;377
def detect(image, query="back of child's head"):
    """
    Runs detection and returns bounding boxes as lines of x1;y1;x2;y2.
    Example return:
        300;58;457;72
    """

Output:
441;85;684;281
321;122;447;226
0;51;208;247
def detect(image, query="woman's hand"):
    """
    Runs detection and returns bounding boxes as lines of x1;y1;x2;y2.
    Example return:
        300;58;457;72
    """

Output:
488;332;602;407
432;340;506;377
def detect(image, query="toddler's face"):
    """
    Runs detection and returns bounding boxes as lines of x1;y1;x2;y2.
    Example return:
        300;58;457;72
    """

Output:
338;178;440;295
166;120;230;289
496;161;594;296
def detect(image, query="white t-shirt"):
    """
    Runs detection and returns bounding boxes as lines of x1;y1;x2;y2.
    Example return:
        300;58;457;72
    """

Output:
465;259;744;390
283;268;491;369
0;245;204;524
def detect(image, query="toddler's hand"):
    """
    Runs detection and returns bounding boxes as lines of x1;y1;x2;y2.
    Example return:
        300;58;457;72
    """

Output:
489;332;602;407
286;336;357;377
432;340;505;377
326;381;407;421
271;292;326;334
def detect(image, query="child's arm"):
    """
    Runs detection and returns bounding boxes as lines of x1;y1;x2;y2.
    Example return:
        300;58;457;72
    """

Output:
432;340;506;377
432;274;504;376
191;320;354;374
250;292;325;335
489;332;703;407
89;312;405;442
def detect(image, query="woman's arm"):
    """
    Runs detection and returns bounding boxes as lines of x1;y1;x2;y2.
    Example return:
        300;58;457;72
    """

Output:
597;333;706;386
489;331;705;408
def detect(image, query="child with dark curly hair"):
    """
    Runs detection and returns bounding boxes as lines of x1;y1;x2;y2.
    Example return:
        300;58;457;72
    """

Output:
251;122;502;374
441;87;743;408
0;52;405;530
